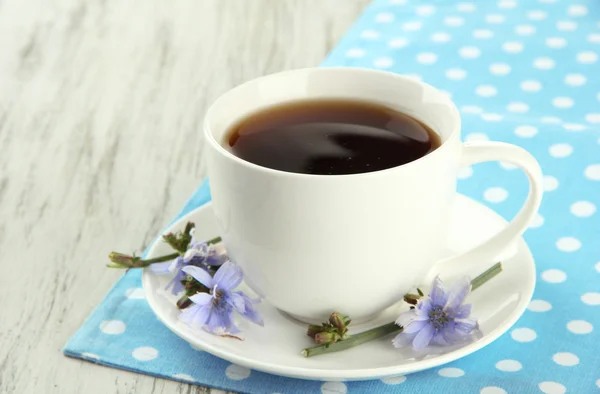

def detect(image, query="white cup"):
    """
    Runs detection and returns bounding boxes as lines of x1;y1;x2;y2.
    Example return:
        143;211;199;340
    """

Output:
204;67;543;323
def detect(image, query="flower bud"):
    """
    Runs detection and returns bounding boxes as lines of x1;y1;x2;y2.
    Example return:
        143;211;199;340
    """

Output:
314;331;342;345
403;293;421;305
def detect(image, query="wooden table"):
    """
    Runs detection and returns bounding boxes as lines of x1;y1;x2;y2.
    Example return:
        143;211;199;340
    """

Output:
0;0;370;392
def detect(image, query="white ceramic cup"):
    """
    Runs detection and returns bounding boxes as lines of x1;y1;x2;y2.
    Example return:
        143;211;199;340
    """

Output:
204;67;543;323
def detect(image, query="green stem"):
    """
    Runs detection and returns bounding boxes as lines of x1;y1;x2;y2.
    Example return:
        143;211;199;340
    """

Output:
106;236;223;269
302;262;503;357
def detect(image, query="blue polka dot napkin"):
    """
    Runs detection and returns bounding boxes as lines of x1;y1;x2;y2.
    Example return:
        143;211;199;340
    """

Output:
64;0;600;392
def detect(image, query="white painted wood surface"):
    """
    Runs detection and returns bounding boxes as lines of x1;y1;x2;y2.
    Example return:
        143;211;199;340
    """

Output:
0;1;369;392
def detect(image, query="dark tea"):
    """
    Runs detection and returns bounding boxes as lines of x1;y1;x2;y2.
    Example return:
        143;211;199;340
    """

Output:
225;99;441;175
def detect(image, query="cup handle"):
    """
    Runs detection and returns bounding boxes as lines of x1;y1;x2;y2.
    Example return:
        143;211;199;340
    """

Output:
424;141;543;284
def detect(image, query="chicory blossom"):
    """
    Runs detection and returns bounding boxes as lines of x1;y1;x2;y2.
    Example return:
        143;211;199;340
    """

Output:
150;239;225;295
180;261;263;334
392;276;477;350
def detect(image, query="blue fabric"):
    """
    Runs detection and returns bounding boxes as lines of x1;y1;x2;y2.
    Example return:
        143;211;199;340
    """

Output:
65;0;600;392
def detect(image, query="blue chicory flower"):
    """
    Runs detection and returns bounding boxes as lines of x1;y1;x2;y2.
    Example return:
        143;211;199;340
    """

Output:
180;261;263;334
150;239;225;295
392;276;477;350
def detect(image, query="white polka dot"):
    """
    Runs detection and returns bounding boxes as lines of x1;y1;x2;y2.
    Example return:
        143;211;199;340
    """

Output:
529;213;545;228
461;106;482;114
481;387;507;394
476;85;497;97
445;68;466;80
507;102;529;113
81;352;100;361
457;166;473;179
586;113;600;124
486;14;505;24
502;42;524;54
415;5;436;16
173;373;195;382
546;37;567;49
542;269;567;283
132;346;158;361
596;262;600;272
597;379;600;389
321;381;347;394
481;113;503;122
552;97;574;108
528;299;552;312
374;57;393;69
473;29;493;39
345;48;365;58
521;80;542;92
585;164;600;180
570;201;596;217
553;352;580;367
226;364;251;380
556;237;581;252
459;46;481;59
515;125;538;138
458;3;476;12
431;32;452;43
533;57;555;70
541;116;562;124
577;51;598;64
125;288;145;299
388;37;409;48
381;375;407;385
402;21;422;31
484;187;508;203
564;74;587;86
568;5;588;17
360;29;380;39
515;25;536;36
567;320;593;334
444;16;464;27
500;161;518;170
581;292;600;305
466;132;489;142
375;12;395;23
511;327;537;342
543;175;559;191
496;359;522;372
587;33;600;46
490;63;511;76
549;143;574;156
438;367;464;377
539;381;566;394
557;21;577;31
99;320;126;335
563;123;587;132
497;0;516;8
416;52;438;65
527;10;547;20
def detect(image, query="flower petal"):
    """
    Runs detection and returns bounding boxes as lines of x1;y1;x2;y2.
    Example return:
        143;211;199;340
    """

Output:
429;276;448;306
395;311;417;327
182;266;214;288
235;292;264;326
454;318;478;335
189;292;213;306
444;276;472;315
206;306;239;334
392;332;416;348
431;332;449;346
412;323;435;350
149;261;173;274
213;261;243;291
226;292;247;313
165;270;186;295
454;304;472;319
180;304;211;329
415;298;433;317
403;319;428;334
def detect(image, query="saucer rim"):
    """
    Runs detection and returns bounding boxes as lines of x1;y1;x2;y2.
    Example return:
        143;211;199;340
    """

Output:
142;195;536;381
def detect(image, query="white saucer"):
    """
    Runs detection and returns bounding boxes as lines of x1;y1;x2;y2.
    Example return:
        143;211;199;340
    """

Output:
143;194;535;381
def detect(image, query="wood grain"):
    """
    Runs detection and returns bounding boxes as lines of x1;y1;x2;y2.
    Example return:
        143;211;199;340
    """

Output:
0;0;370;392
